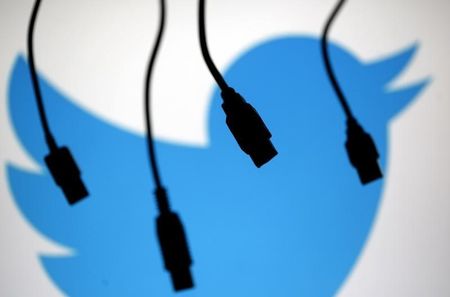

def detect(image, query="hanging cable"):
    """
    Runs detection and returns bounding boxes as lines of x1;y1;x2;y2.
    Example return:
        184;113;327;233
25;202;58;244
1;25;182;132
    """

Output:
144;0;194;291
27;0;88;204
321;0;354;120
28;0;57;151
144;0;166;191
198;0;277;167
321;0;382;184
198;0;228;90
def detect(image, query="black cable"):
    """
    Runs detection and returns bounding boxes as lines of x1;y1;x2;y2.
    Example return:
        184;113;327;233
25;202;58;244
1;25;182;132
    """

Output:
145;4;194;289
198;0;229;91
197;0;277;167
27;0;58;151
321;0;355;120
144;0;166;190
28;0;89;204
321;0;383;184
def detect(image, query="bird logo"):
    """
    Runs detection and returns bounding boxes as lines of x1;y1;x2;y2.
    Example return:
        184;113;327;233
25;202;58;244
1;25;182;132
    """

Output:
7;36;427;296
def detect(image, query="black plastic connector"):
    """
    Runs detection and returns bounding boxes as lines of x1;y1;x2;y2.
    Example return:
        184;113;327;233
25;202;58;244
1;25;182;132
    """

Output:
221;87;277;167
155;188;194;291
44;146;88;205
345;119;383;184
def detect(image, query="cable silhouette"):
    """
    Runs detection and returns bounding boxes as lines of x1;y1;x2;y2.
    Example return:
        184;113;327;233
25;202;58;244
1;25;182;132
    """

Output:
28;0;57;151
321;0;354;120
198;0;228;91
198;0;277;168
321;0;382;184
144;0;165;190
144;0;194;291
27;0;88;204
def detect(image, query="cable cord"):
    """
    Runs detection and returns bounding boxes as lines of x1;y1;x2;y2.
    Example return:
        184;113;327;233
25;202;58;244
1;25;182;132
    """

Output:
144;0;166;189
321;0;355;120
198;0;229;91
27;0;58;151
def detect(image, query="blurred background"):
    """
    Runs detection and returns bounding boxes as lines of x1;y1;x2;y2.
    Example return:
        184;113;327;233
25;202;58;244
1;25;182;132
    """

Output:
1;0;449;296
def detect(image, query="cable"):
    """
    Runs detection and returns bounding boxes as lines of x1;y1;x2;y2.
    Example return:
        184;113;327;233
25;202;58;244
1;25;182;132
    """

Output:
320;0;383;184
144;1;194;291
198;0;229;91
197;0;277;167
321;0;354;120
144;0;166;190
27;0;58;151
27;0;89;204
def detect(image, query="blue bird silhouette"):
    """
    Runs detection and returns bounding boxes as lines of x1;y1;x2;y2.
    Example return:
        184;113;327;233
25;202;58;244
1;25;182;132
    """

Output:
7;36;427;296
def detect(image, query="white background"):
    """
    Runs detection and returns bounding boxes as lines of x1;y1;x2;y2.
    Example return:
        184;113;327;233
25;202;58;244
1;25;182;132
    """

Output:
1;0;449;296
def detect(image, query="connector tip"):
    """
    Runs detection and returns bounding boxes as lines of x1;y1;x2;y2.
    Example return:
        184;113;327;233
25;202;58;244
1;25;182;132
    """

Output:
357;159;383;185
250;138;278;168
62;177;89;205
171;268;194;291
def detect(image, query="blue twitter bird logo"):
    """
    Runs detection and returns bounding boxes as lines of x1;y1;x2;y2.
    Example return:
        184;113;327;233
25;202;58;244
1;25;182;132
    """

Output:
7;36;427;296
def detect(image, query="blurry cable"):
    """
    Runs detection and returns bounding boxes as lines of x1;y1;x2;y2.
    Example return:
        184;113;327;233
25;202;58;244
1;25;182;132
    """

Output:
321;0;382;184
144;0;194;291
27;0;88;204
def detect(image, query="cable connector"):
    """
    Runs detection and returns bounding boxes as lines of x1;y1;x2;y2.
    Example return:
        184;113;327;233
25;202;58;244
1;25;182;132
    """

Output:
155;188;194;291
221;87;277;167
345;119;382;184
44;146;88;205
